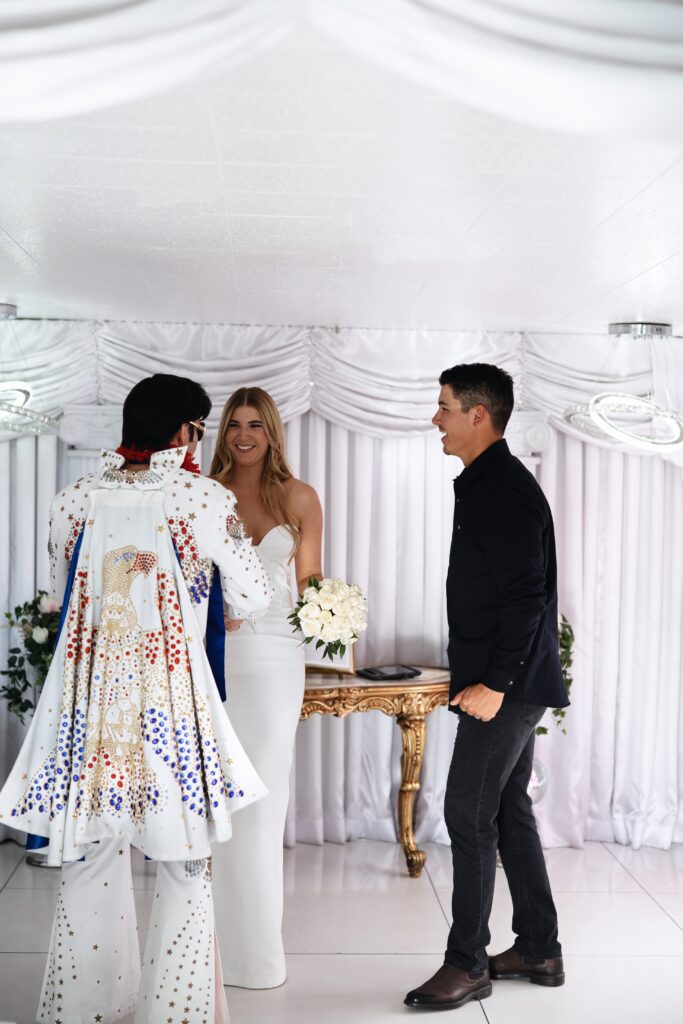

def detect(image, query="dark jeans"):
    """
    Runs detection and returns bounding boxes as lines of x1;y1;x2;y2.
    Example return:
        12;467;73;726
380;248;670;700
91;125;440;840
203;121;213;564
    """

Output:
444;701;561;973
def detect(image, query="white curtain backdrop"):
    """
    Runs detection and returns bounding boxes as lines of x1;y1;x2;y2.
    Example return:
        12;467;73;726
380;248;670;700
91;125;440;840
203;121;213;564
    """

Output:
0;321;97;442
0;0;291;121
1;322;682;852
652;335;683;472
538;430;683;849
96;322;312;422
0;319;660;439
4;1;683;137
310;330;522;435
314;0;683;136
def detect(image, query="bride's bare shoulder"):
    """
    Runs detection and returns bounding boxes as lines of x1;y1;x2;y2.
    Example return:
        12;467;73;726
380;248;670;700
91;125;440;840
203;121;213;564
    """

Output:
284;477;321;515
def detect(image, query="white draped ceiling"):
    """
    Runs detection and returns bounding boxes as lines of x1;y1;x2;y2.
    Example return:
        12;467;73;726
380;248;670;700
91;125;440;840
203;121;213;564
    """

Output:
1;322;682;854
3;0;683;134
0;318;668;446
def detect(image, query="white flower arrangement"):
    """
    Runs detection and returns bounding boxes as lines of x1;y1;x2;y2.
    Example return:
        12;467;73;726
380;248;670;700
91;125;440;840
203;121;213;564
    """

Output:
288;577;368;661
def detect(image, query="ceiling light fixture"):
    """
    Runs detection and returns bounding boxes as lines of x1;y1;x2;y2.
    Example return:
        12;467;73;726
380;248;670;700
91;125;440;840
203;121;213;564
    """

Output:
0;379;60;435
562;323;683;452
0;306;60;436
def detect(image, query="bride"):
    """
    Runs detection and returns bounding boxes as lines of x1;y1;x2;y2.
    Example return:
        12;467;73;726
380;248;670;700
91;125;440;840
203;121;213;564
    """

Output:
210;386;323;989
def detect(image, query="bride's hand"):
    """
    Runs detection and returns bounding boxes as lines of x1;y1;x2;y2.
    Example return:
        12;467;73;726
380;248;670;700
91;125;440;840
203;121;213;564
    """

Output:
224;617;243;632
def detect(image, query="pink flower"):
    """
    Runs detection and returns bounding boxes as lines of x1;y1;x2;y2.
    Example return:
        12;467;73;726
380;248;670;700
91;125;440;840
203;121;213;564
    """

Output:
38;594;60;614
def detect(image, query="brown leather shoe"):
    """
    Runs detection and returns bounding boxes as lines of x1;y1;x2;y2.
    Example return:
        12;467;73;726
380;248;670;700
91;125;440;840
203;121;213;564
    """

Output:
404;963;492;1009
489;946;565;987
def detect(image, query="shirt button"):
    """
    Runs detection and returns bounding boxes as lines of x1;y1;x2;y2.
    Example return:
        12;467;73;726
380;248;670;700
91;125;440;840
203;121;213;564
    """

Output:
456;525;461;530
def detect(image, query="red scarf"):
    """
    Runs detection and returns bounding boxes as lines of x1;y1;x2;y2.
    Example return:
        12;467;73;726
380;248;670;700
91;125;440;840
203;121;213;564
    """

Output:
115;445;201;475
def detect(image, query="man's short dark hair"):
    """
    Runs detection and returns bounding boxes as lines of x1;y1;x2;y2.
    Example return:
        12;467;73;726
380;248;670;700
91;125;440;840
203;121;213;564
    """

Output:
439;363;514;435
121;374;212;450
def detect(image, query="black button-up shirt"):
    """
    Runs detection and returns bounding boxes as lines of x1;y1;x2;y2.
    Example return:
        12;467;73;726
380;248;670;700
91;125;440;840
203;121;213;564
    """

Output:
447;438;569;710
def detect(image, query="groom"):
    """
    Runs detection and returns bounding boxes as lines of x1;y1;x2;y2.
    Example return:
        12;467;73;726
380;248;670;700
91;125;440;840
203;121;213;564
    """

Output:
405;363;569;1011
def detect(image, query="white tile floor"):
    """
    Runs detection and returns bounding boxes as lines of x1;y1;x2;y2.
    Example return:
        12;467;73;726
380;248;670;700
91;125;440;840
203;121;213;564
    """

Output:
1;838;683;1023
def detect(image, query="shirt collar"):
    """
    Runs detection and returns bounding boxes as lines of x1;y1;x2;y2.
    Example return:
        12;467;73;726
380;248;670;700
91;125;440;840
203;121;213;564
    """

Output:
453;438;509;495
98;446;187;488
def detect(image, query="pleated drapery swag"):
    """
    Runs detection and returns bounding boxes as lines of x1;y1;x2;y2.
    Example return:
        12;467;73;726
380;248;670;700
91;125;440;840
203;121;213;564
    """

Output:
0;319;663;444
3;1;683;135
1;322;682;851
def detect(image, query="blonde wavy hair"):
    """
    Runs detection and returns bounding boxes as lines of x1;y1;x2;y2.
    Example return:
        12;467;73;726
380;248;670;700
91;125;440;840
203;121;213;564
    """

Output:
210;387;300;551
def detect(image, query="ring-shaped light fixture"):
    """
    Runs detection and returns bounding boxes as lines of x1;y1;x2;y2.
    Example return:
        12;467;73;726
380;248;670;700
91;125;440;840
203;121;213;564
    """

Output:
0;379;32;409
0;379;59;435
588;392;683;451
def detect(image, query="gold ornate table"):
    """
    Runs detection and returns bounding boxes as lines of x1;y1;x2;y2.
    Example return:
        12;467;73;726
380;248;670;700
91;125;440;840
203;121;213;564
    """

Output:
300;667;451;878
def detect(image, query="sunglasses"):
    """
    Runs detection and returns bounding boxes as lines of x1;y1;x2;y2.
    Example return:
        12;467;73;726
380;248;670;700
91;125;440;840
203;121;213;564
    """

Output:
188;419;207;441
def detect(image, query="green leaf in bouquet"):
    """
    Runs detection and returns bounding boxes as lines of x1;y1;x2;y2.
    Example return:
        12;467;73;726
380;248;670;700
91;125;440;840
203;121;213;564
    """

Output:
316;639;325;650
339;644;346;657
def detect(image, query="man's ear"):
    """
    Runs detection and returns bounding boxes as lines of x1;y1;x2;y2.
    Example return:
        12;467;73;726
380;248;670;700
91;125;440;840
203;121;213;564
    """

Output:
168;423;189;447
472;404;487;425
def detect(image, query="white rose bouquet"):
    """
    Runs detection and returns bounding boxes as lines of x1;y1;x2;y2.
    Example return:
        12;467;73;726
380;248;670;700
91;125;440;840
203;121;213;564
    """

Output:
288;577;368;661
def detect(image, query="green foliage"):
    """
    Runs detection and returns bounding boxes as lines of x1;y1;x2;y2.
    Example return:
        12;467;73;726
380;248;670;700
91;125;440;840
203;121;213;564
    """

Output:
535;614;574;737
1;592;61;724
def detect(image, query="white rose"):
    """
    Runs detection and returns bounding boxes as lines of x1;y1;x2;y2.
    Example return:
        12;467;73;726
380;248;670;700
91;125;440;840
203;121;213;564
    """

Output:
299;600;319;619
302;586;320;604
318;592;338;612
299;605;320;624
299;602;321;619
319;610;333;625
298;606;322;638
320;623;338;643
38;594;60;614
32;626;49;645
300;619;321;640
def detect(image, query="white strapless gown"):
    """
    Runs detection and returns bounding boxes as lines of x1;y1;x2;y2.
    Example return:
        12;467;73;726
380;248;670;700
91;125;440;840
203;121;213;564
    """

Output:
213;525;305;989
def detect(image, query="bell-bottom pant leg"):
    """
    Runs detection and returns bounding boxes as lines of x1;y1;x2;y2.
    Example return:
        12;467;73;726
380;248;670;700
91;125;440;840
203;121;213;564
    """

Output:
37;837;140;1024
134;857;229;1024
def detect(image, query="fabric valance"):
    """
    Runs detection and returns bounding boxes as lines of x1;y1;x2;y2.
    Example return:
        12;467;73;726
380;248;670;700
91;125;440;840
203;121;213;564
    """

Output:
3;1;683;136
0;320;663;446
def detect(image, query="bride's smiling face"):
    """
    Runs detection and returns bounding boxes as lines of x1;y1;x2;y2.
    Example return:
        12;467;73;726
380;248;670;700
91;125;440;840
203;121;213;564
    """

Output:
226;405;269;466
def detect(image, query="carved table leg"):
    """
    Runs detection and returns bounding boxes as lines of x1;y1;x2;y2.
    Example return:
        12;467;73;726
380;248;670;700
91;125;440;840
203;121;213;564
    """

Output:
396;706;427;878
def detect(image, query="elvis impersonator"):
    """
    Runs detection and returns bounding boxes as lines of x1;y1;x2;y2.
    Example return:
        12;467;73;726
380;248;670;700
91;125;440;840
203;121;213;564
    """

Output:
0;374;274;1024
